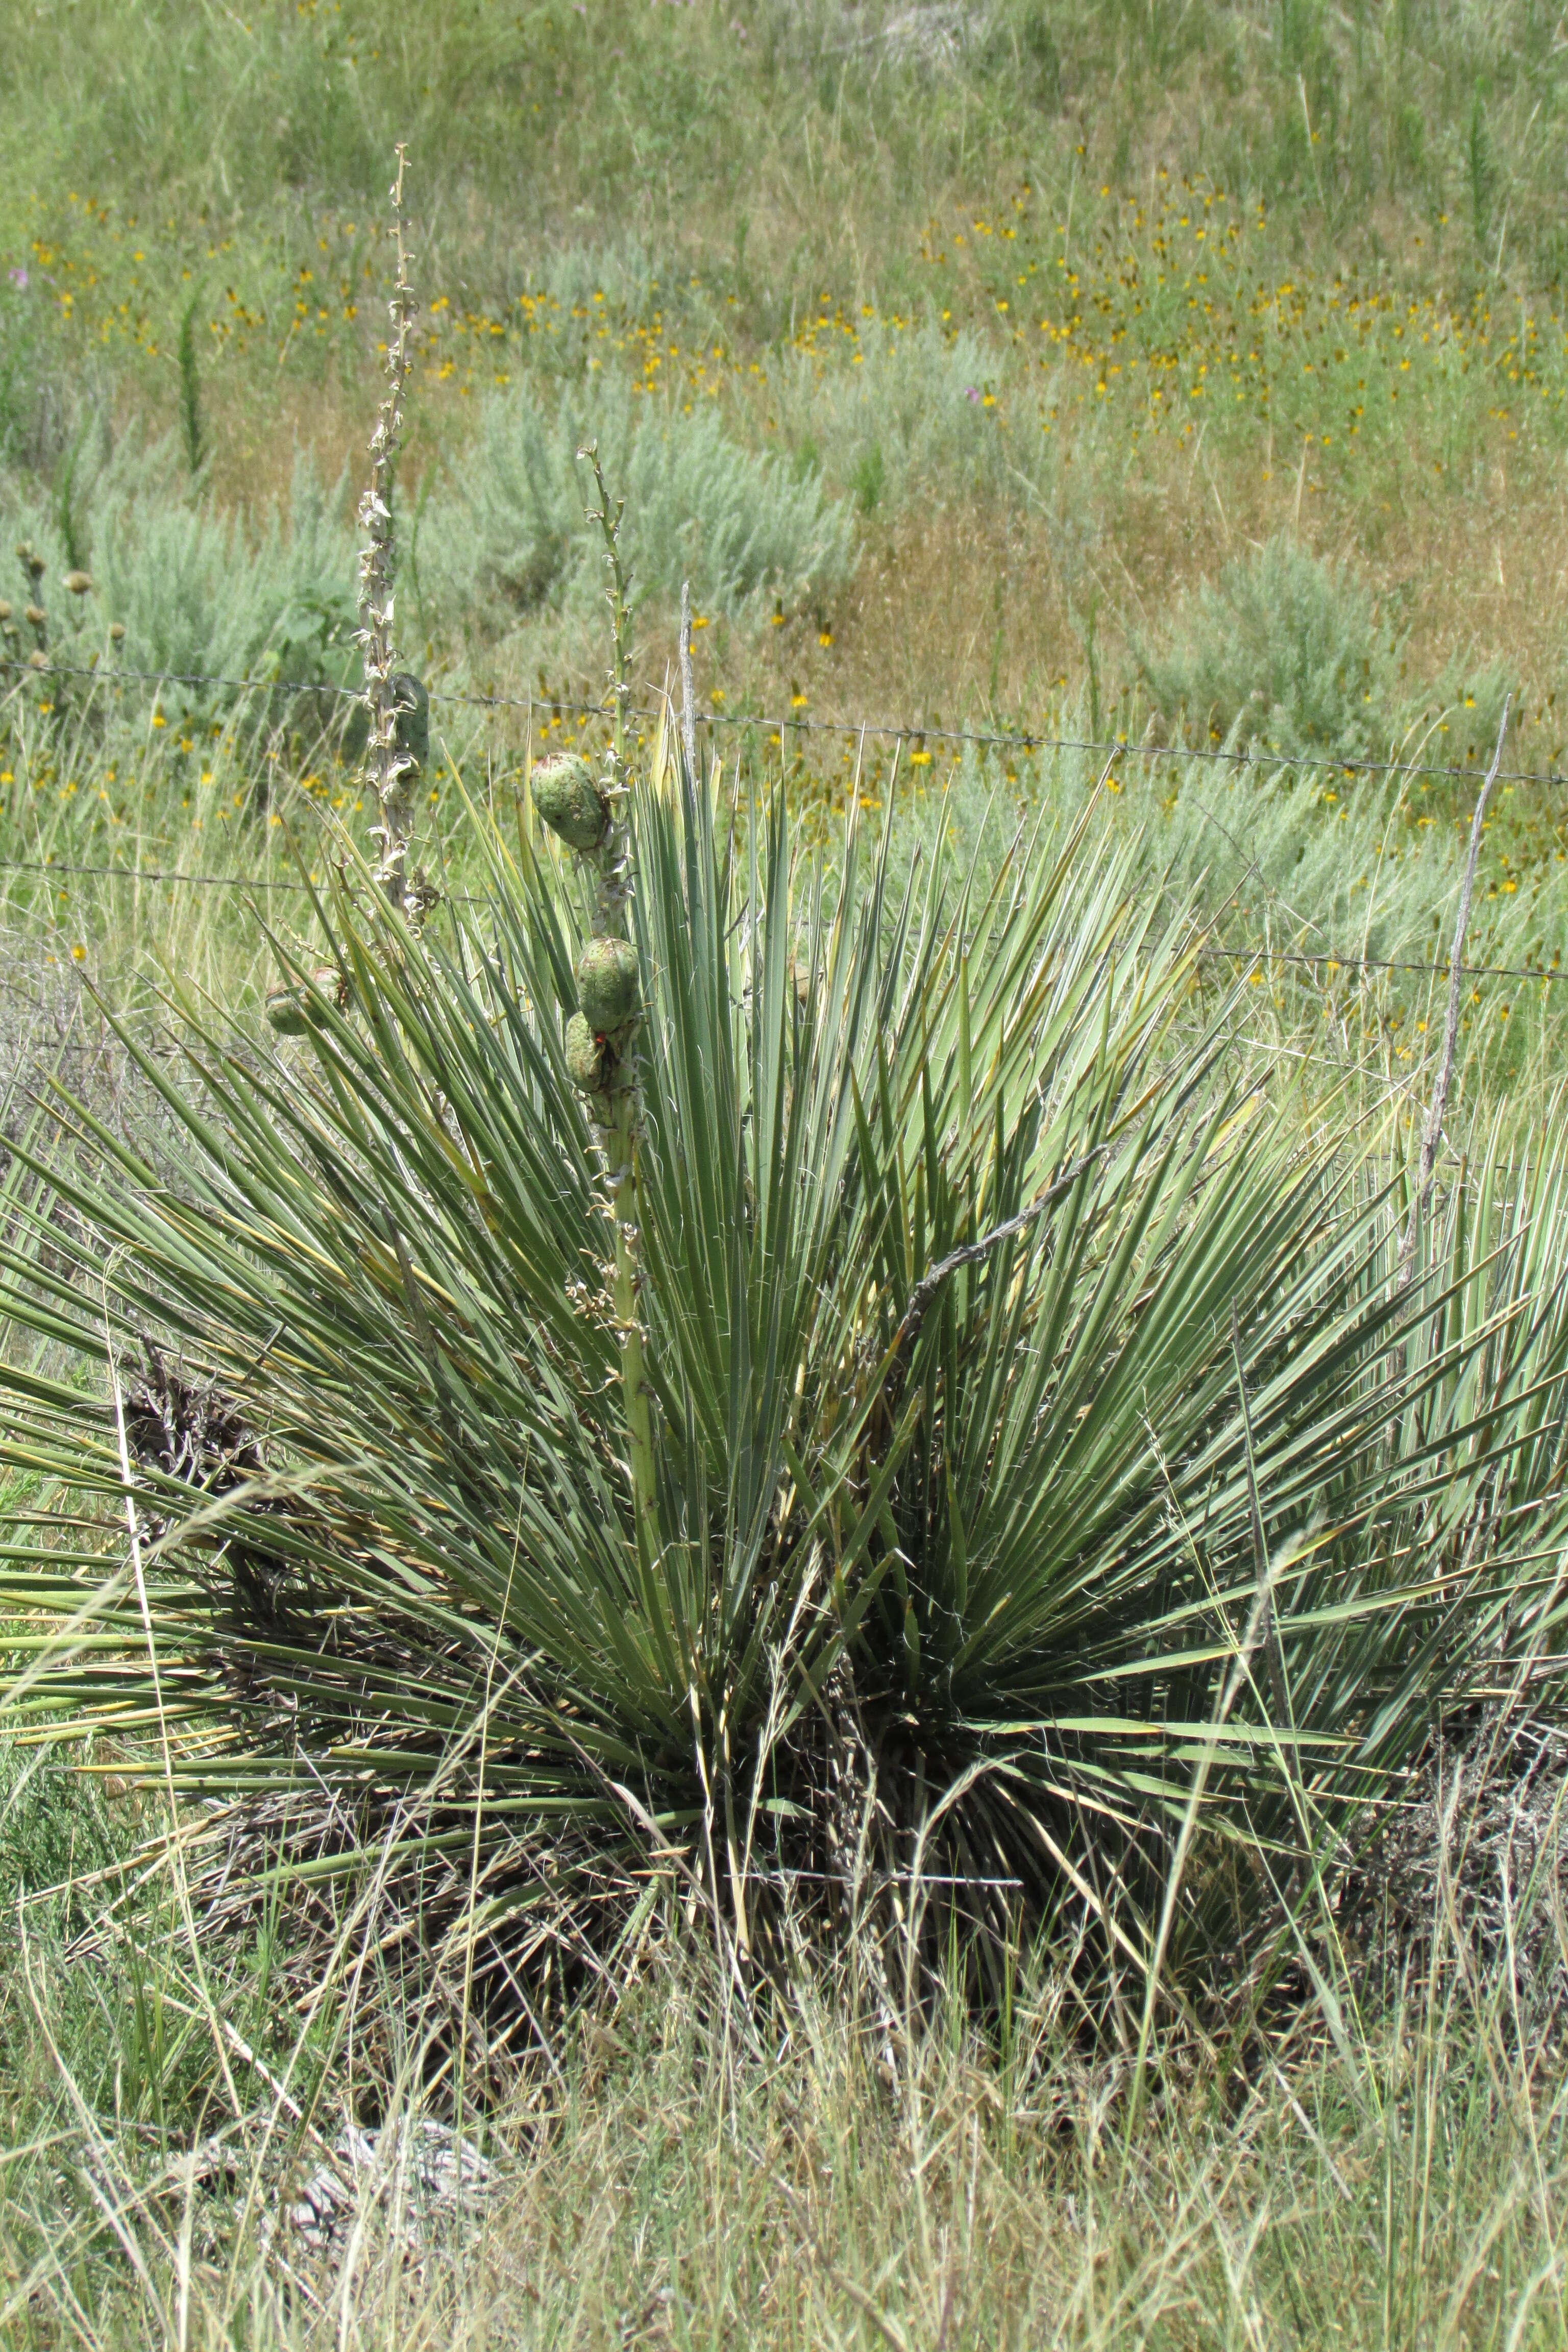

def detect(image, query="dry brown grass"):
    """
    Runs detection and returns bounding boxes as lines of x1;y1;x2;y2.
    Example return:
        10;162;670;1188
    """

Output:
6;1851;1568;2351
471;430;1568;783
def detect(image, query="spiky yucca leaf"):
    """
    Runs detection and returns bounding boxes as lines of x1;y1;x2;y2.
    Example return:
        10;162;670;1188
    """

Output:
3;743;1565;1995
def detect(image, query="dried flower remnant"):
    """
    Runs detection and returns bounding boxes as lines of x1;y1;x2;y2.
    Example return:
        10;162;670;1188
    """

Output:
355;145;427;916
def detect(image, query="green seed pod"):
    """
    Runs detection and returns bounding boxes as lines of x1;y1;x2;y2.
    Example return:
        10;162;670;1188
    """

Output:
64;571;93;598
531;752;608;853
576;935;640;1035
565;1010;610;1094
265;968;344;1037
264;988;309;1037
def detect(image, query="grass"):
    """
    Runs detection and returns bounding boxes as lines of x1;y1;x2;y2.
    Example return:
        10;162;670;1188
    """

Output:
3;698;1563;1155
4;1760;1568;2347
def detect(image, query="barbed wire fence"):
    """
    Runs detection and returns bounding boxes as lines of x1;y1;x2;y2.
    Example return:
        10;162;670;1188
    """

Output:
1;650;1564;1002
5;648;1568;790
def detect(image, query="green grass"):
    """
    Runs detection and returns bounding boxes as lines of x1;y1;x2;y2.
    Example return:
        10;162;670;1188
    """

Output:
4;697;1563;1151
4;0;1566;1041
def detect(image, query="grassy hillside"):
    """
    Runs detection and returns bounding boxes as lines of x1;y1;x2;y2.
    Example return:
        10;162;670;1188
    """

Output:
3;0;1567;747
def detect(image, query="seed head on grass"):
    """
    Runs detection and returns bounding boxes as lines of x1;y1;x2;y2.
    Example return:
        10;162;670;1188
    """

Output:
178;291;204;478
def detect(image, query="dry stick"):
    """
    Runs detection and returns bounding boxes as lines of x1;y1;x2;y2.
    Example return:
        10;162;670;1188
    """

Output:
678;579;700;787
216;1643;563;2293
1122;1502;1289;2147
454;1508;523;2163
357;145;420;911
1399;694;1512;1289
1122;1325;1325;2151
892;1145;1108;1360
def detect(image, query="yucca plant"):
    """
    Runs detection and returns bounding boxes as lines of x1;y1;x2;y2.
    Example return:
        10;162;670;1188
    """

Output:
3;683;1567;2017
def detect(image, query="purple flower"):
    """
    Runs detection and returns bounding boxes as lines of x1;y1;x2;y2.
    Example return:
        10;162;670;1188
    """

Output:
7;266;27;291
964;385;980;402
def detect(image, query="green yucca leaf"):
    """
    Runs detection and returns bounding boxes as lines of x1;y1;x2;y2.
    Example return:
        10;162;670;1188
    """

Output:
3;748;1566;1988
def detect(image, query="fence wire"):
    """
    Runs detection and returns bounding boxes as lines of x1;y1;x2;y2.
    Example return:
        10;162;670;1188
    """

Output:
2;654;1564;996
3;650;1566;792
3;847;1561;996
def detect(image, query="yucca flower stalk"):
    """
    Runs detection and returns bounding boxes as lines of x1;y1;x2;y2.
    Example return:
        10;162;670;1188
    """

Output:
355;145;425;915
532;444;655;1563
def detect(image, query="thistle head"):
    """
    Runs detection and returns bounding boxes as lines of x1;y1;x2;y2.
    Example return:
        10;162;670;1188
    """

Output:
531;751;608;854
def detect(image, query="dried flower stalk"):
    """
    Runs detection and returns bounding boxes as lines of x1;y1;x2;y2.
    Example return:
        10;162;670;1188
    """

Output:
357;145;422;912
678;578;699;787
